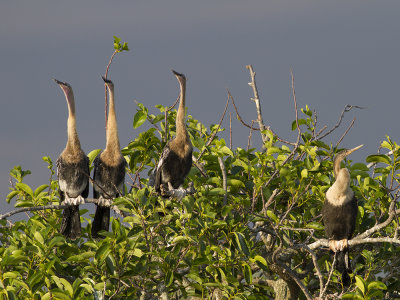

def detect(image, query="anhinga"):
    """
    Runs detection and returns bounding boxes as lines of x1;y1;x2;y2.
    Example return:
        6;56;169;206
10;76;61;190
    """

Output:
92;77;126;239
54;79;89;240
322;144;363;286
154;70;193;197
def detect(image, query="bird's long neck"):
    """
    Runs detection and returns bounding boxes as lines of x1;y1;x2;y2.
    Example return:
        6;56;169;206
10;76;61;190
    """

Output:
333;169;351;193
333;155;343;178
326;156;353;205
175;80;189;143
65;90;82;152
105;85;121;156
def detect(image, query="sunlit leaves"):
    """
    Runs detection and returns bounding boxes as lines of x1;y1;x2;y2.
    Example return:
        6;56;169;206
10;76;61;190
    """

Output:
2;94;399;298
366;154;391;165
113;36;129;52
133;102;148;129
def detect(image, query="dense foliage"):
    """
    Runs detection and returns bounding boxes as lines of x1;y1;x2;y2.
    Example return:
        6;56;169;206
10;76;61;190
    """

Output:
1;101;400;299
1;39;399;299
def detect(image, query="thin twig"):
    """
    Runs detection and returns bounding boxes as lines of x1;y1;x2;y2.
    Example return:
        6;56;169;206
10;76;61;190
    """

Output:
197;93;230;161
229;91;295;146
320;253;337;299
164;96;180;143
317;105;364;140
229;112;232;149
291;70;301;139
218;157;228;206
247;120;255;151
0;198;128;220
104;50;118;128
335;117;356;148
246;65;268;145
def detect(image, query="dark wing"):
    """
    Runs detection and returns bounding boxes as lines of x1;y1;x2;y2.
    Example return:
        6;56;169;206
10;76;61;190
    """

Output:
56;156;65;203
92;155;101;199
81;155;90;198
348;195;358;239
154;144;171;193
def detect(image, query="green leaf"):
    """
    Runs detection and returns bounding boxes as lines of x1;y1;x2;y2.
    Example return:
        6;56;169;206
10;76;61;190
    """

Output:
351;163;369;171
342;294;363;299
306;222;324;230
95;243;111;263
253;255;267;267
266;210;279;223
58;277;73;296
381;140;392;150
165;270;174;287
366;154;391;165
367;281;387;291
367;290;384;299
133;110;147;129
355;275;366;295
87;149;101;165
3;272;18;279
291;118;307;131
16;183;33;198
94;282;105;291
232;232;250;257
227;179;245;188
34;184;48;197
34;232;44;245
243;263;252;284
6;191;18;203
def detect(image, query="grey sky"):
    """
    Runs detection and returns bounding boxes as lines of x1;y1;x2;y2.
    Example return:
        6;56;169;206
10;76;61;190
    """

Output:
1;1;400;215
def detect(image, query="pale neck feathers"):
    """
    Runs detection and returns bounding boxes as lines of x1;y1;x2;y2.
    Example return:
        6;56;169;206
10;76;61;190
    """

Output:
326;168;354;206
102;85;123;165
175;81;190;142
62;113;84;162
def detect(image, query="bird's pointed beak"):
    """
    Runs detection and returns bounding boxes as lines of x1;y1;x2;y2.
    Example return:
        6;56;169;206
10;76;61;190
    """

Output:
172;69;186;81
347;144;364;155
101;75;114;87
54;79;68;87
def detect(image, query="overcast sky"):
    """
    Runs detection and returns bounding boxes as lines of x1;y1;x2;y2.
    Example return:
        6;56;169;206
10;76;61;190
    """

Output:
1;1;400;216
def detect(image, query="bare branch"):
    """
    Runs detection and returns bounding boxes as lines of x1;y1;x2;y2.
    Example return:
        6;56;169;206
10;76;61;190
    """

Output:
335;117;356;148
263;188;281;214
218;157;228;206
164;96;180;143
354;202;399;240
229;91;296;146
273;260;313;300
104;50;119;129
163;182;196;199
246;64;268;145
247;120;255;151
192;157;208;178
0;197;129;220
291;70;301;140
317;105;364;140
320;253;337;299
197;93;230;161
229;112;232;149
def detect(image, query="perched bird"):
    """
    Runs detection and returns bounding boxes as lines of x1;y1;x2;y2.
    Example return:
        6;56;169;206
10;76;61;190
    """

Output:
154;70;193;198
322;144;363;286
54;79;89;240
92;76;126;238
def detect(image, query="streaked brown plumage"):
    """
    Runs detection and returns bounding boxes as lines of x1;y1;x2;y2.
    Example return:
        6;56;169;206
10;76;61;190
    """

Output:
54;79;89;240
92;77;126;239
154;70;193;196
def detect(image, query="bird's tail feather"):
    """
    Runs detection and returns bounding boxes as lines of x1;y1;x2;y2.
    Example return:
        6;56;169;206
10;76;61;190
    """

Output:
336;249;351;287
60;205;81;240
91;206;110;239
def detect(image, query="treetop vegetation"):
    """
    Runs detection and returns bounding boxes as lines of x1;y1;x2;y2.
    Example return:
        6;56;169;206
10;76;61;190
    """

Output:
1;37;399;300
